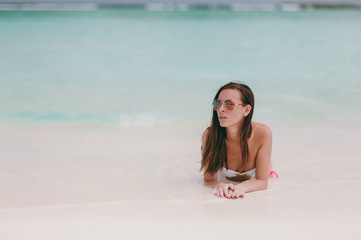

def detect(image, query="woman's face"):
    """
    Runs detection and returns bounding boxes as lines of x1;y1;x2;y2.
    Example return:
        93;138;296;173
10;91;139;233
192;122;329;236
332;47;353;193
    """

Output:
216;89;249;128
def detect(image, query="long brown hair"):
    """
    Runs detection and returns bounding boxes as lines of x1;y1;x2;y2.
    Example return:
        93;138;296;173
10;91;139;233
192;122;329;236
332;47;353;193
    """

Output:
201;82;255;175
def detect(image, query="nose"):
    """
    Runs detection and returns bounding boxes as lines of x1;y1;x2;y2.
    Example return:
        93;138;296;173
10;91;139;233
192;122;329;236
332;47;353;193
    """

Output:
218;103;226;112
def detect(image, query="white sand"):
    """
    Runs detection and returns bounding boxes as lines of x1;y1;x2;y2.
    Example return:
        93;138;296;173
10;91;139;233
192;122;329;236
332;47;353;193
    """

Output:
1;118;361;239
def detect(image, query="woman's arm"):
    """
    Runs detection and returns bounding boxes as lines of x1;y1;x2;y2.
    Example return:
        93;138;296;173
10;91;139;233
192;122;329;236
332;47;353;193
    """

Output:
231;125;272;198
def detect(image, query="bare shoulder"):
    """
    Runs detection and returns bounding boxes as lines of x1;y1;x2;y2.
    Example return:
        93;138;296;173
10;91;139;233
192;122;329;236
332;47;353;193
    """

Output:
252;121;272;141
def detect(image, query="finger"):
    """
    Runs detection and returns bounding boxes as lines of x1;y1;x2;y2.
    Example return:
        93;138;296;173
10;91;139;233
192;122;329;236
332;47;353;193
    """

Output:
227;189;233;199
227;188;233;198
213;189;220;198
226;184;233;191
228;184;235;191
223;186;231;198
227;188;233;199
236;192;245;198
222;186;227;198
219;189;224;198
232;191;239;198
226;191;233;199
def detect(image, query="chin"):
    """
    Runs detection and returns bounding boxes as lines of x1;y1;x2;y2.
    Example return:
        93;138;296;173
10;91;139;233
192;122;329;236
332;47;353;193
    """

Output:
219;122;229;128
219;120;238;128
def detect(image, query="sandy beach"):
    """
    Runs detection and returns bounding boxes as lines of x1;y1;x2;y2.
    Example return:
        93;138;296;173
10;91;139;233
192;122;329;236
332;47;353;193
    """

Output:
1;118;361;239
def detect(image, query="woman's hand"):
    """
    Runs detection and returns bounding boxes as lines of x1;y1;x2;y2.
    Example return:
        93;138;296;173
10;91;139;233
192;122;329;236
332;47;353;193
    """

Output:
214;183;235;198
229;184;247;198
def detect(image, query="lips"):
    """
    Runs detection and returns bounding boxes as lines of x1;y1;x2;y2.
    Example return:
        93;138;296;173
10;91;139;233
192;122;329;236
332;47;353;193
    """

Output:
219;116;228;119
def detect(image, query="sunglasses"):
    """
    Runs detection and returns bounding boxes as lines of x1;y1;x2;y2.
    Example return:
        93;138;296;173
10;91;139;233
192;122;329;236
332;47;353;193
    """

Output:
212;99;246;111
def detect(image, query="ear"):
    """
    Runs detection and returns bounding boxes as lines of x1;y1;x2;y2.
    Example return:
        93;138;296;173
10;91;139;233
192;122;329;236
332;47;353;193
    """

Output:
244;105;252;117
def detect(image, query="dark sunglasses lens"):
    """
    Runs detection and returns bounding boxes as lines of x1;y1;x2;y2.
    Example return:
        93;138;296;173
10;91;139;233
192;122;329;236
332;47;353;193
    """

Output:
224;100;234;110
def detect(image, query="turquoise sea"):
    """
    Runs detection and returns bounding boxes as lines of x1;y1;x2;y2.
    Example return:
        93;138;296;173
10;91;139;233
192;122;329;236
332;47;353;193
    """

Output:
1;8;361;126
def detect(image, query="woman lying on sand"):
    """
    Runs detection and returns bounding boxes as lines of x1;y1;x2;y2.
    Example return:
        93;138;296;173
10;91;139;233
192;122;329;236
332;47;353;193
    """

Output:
201;82;278;199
